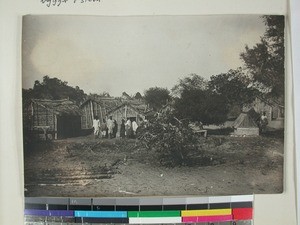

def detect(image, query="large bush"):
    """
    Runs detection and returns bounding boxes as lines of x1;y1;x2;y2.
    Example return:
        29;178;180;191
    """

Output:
138;112;199;166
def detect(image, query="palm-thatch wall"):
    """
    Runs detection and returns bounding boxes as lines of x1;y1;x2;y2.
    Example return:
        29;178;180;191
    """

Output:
23;99;82;139
80;98;150;131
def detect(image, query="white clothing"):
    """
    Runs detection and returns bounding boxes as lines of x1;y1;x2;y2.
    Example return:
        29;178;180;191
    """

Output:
92;119;100;135
125;119;132;128
132;121;138;132
107;118;115;134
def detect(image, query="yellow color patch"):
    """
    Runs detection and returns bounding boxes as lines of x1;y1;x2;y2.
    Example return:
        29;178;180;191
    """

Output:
181;209;232;217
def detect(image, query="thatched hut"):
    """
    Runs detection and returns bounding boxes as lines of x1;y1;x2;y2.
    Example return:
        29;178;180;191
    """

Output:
23;99;82;139
80;97;150;136
232;112;259;136
80;98;122;129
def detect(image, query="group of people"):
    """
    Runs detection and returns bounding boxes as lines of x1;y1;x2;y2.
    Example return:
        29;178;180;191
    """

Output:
92;116;139;139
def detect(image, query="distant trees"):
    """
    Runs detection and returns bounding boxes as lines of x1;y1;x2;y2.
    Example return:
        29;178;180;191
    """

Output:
171;73;207;96
23;76;86;104
144;87;171;111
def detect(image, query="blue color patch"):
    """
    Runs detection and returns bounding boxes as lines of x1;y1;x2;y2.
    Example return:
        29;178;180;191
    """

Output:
74;210;127;218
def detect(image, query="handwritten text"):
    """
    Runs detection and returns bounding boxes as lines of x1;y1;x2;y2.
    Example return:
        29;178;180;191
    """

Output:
41;0;101;7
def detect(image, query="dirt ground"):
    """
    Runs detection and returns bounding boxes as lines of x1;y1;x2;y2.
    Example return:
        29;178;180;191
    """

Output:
24;132;283;197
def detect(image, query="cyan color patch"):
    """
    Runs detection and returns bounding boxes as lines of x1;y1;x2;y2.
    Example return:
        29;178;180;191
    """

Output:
74;210;127;218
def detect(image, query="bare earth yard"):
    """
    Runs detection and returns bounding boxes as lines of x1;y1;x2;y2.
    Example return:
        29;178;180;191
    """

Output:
24;133;283;197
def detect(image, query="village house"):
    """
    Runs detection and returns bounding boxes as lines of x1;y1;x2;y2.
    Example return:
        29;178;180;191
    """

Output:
80;97;151;136
80;97;122;130
23;99;82;140
245;98;284;130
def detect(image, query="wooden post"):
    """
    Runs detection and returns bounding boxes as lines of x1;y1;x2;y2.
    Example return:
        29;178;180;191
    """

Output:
125;104;127;119
99;104;103;122
84;106;88;129
90;101;94;120
54;115;57;140
36;104;39;126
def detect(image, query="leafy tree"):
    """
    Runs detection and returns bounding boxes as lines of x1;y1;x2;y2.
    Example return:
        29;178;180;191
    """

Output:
171;73;207;96
208;69;258;108
144;87;171;111
174;89;229;124
240;15;284;105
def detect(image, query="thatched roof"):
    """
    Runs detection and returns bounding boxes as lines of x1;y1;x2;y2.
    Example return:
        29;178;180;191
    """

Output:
81;97;149;115
81;98;122;111
233;112;258;128
107;102;149;115
31;99;82;116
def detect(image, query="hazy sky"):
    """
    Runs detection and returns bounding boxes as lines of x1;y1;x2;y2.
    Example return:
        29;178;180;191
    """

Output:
22;15;266;96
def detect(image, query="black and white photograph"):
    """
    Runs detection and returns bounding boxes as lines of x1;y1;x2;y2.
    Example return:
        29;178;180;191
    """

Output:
22;14;285;197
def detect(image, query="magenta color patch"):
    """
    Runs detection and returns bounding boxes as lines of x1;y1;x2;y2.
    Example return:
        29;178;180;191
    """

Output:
182;215;233;223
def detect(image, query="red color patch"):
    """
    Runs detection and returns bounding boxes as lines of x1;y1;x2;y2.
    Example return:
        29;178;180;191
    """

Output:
232;208;253;220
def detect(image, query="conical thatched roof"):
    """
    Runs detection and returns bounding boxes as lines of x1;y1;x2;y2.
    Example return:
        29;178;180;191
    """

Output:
233;112;258;128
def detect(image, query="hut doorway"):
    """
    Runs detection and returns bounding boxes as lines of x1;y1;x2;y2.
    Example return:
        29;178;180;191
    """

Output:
57;115;81;139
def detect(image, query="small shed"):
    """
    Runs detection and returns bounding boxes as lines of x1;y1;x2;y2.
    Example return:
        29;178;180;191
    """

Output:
23;99;82;139
232;112;259;136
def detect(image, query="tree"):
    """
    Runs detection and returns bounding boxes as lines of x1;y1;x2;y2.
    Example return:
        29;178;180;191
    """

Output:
171;73;208;97
208;69;258;108
23;76;86;104
144;87;171;111
174;89;229;125
240;15;284;105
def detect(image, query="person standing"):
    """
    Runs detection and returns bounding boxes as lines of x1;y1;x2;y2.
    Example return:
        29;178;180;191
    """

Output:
260;112;268;133
120;119;126;138
92;116;100;138
100;119;107;138
107;116;115;139
113;119;118;138
132;120;138;138
125;118;132;138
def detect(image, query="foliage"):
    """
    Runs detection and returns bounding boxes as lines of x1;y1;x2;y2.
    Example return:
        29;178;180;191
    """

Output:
240;15;284;102
208;69;258;108
23;76;86;105
171;73;208;97
138;112;200;166
174;89;229;125
144;87;171;111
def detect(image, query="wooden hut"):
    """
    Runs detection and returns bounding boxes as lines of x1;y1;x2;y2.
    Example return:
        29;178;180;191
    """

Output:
23;99;82;139
108;103;146;123
107;102;148;137
80;97;150;137
80;98;122;130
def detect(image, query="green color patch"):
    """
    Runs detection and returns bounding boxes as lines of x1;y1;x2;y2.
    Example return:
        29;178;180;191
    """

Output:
128;211;181;218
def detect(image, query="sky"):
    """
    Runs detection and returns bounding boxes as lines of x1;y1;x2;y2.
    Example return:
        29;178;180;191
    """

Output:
22;15;266;97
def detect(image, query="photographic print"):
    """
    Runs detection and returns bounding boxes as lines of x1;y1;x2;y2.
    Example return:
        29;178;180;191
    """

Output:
22;15;284;197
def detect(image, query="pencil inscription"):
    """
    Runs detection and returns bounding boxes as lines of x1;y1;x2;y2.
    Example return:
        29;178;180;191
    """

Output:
40;0;101;7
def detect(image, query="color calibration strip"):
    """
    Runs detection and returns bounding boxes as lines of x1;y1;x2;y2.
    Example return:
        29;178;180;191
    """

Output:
24;195;253;224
